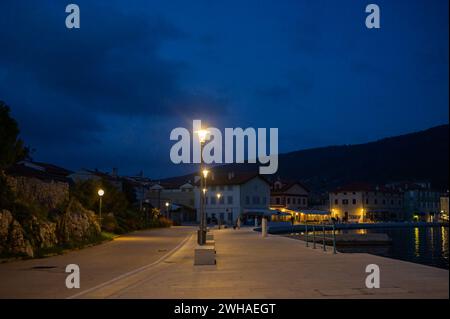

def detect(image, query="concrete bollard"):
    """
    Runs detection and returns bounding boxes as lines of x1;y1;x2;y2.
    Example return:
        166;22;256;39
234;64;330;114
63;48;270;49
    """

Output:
262;218;268;238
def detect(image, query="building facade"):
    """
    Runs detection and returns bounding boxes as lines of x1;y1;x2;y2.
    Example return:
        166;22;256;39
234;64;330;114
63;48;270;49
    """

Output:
270;180;309;210
329;183;404;222
440;193;449;222
194;172;270;225
147;180;196;223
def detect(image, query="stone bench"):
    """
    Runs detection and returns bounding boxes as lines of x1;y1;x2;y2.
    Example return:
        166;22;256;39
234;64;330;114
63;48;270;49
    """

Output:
194;245;216;265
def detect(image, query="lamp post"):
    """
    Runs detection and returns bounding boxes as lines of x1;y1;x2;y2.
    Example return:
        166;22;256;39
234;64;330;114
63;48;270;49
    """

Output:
217;193;222;229
165;201;170;219
196;129;208;245
97;189;104;225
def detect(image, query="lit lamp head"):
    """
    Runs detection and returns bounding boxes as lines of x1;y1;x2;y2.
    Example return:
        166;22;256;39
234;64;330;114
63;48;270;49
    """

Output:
165;202;169;207
202;169;209;179
216;193;222;199
196;129;209;144
202;188;207;195
98;189;105;197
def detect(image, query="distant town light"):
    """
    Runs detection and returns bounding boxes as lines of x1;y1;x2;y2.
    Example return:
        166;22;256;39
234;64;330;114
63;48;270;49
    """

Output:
217;193;222;199
97;189;105;197
165;202;169;207
203;188;207;194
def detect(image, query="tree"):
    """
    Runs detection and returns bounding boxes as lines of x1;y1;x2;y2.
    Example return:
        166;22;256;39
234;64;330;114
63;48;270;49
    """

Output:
0;101;28;170
0;101;28;209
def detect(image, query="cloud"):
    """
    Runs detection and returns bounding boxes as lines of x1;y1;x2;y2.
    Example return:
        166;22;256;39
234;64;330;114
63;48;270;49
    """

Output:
0;1;227;119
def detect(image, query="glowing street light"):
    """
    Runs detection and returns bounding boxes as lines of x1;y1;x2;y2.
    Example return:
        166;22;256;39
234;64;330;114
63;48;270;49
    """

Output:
196;127;209;245
97;189;105;225
196;129;209;144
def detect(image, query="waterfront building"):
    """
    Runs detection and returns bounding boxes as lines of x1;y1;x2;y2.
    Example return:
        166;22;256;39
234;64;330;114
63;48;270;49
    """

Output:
270;179;309;210
386;182;441;222
440;193;449;222
329;183;404;222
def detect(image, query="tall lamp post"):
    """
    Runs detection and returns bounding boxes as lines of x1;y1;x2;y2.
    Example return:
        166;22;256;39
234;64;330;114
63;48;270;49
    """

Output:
196;129;208;245
165;201;170;219
217;193;222;229
97;189;105;226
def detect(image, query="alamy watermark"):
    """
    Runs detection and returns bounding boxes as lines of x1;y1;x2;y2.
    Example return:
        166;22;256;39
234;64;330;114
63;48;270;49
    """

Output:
169;120;278;174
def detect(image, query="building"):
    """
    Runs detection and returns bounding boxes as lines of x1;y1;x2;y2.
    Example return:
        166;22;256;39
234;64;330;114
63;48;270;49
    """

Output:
270;179;309;210
194;172;271;225
440;192;449;222
386;182;442;222
329;183;404;222
146;179;196;223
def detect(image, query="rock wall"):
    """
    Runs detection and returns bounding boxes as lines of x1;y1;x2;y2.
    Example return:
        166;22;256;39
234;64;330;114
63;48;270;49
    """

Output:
6;176;69;209
0;200;101;258
0;210;34;257
57;200;101;245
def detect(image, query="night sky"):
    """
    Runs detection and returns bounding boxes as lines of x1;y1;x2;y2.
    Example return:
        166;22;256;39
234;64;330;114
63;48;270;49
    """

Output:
0;0;448;178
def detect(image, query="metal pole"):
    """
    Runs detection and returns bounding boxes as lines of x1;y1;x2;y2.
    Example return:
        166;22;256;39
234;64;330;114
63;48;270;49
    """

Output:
99;196;102;227
322;224;326;251
313;225;316;249
332;223;337;254
305;223;309;247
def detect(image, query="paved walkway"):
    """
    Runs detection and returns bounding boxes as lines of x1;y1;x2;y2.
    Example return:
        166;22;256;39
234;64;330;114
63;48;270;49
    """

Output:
0;226;194;298
78;227;449;299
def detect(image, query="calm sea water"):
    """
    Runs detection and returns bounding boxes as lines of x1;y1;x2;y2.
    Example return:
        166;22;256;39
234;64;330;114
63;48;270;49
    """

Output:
336;227;449;269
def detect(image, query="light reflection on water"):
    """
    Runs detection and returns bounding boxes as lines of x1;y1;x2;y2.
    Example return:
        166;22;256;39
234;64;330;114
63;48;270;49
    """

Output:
336;227;449;269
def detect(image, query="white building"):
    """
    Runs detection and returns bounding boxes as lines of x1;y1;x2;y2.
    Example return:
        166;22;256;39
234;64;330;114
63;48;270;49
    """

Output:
194;172;271;225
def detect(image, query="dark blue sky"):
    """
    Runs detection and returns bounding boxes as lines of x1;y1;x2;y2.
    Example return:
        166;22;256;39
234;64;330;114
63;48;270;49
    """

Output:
0;0;448;178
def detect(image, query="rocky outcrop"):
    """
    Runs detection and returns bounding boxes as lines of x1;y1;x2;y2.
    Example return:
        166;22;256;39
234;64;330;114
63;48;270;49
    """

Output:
57;200;101;245
1;199;101;258
0;210;34;257
24;216;58;249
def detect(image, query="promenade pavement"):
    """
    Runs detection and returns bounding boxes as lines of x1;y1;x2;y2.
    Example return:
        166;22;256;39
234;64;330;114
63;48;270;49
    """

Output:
76;227;449;299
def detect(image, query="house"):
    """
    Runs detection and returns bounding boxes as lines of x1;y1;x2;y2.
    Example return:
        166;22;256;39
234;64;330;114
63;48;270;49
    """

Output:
270;179;309;210
386;181;442;222
194;172;271;225
329;183;404;222
146;178;196;223
122;173;152;207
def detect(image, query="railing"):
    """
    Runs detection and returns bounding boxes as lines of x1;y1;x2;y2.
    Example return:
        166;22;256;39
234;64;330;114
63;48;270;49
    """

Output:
300;223;337;254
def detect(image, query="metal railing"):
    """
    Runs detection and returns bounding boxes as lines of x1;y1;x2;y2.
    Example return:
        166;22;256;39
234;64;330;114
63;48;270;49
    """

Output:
302;222;337;254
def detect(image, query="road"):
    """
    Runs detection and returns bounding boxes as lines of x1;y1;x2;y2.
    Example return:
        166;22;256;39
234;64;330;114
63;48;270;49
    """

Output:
0;226;195;298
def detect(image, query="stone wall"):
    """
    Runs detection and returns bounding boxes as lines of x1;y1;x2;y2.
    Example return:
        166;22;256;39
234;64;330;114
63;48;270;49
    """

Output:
6;176;69;209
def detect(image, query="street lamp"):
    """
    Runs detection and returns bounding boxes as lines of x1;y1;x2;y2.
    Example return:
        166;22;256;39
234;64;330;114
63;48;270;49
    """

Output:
97;189;104;225
217;193;222;229
196;128;209;245
165;201;170;219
